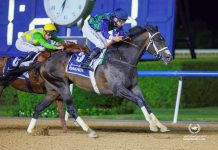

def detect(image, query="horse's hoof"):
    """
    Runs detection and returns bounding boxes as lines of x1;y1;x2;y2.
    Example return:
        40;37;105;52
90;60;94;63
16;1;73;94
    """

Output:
88;131;98;138
27;129;33;134
160;127;170;132
27;132;33;135
87;129;98;138
149;124;158;132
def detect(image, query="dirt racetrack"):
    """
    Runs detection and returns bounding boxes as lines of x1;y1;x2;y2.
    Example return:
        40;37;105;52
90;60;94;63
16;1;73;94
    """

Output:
0;117;217;150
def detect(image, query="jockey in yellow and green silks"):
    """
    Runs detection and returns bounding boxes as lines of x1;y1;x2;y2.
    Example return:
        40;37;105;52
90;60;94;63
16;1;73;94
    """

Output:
15;23;64;67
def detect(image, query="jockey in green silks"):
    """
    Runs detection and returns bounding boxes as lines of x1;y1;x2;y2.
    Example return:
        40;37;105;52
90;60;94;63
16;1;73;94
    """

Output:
15;23;64;67
81;8;128;70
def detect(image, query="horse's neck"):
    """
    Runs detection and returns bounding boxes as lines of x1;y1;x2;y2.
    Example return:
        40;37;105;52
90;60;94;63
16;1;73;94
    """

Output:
116;38;146;65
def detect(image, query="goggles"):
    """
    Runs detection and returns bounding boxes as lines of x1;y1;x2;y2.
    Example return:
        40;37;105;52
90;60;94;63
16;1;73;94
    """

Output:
45;30;56;36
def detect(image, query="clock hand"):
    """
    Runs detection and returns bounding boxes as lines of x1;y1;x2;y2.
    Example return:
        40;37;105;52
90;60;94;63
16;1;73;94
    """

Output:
61;0;67;14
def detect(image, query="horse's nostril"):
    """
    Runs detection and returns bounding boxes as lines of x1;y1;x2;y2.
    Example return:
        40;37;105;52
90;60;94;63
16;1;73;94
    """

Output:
167;56;172;61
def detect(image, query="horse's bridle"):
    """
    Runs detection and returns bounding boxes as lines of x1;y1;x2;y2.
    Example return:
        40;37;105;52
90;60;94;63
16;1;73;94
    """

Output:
146;32;168;55
109;31;169;68
122;31;168;55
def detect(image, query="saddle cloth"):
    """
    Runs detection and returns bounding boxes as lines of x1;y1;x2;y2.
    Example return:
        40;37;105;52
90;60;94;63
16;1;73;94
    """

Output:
3;57;29;79
66;50;106;77
66;49;106;94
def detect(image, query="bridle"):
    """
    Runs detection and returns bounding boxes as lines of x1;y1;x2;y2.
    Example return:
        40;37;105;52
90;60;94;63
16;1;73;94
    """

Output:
122;31;168;55
146;32;168;55
109;30;169;68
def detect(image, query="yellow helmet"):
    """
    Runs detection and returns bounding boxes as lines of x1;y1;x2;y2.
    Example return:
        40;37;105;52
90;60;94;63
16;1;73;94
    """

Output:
43;23;57;32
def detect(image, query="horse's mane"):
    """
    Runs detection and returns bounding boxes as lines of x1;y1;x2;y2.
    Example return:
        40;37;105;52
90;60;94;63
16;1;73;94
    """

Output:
127;25;158;38
107;25;159;52
144;25;158;32
127;25;147;38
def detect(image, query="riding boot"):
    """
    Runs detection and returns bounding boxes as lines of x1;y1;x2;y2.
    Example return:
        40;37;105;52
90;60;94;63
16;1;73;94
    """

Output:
81;47;102;70
17;51;37;68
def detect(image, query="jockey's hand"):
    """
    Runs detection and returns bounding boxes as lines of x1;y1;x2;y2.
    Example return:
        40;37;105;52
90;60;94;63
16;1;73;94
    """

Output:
56;45;64;50
112;35;123;42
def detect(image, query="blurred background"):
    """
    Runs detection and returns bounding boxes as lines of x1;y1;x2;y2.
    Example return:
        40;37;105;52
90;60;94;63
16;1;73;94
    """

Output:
0;0;217;122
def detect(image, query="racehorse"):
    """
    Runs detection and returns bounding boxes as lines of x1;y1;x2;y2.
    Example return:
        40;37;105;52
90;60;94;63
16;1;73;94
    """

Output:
27;25;173;138
0;42;88;132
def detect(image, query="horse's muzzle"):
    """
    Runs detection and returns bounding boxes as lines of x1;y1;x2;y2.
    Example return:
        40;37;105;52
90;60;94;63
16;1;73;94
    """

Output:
162;54;173;65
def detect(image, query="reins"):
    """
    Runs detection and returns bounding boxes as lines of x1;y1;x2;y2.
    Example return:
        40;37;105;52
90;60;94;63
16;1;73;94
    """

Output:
107;36;146;68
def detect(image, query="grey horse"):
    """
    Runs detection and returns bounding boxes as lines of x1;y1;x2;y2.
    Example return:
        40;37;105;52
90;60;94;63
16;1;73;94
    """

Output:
27;25;173;137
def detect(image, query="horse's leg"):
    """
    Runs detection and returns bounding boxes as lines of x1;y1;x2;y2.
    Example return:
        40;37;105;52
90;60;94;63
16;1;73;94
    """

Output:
0;85;5;97
64;84;78;125
27;90;58;133
58;84;97;138
64;84;73;121
113;84;168;132
56;99;67;133
0;85;5;104
62;84;80;127
131;85;169;132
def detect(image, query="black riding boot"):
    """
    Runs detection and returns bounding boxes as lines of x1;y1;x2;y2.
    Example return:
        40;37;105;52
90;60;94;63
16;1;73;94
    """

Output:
17;52;37;68
81;47;102;70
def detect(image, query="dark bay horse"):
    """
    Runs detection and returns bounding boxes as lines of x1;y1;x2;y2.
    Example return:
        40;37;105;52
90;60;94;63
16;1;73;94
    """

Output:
0;42;88;132
27;25;173;137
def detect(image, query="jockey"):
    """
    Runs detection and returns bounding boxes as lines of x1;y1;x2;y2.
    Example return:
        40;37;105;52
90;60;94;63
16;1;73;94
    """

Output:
81;8;128;70
15;23;64;67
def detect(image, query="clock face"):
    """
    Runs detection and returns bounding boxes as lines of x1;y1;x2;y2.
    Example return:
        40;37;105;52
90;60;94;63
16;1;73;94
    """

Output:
44;0;92;26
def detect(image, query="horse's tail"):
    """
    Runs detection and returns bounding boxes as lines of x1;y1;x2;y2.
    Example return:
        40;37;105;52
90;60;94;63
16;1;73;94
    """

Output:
0;62;43;87
0;66;31;86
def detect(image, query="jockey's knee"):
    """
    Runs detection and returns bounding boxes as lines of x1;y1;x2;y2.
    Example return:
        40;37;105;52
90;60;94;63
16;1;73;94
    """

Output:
36;46;45;52
96;43;105;50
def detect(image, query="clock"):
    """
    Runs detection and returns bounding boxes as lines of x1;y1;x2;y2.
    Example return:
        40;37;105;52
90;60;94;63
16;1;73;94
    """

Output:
44;0;95;27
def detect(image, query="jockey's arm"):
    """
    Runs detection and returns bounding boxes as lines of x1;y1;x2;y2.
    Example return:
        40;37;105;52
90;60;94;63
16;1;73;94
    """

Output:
51;36;64;44
100;20;114;40
114;27;127;36
104;34;124;48
33;32;57;50
104;40;113;49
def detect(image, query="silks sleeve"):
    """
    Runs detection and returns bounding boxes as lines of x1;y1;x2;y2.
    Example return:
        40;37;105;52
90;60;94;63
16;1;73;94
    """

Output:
114;27;127;36
51;36;64;43
99;19;113;40
33;32;57;50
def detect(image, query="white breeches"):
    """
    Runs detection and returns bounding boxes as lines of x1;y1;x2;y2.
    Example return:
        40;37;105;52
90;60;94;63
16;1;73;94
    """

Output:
15;38;45;53
82;20;107;49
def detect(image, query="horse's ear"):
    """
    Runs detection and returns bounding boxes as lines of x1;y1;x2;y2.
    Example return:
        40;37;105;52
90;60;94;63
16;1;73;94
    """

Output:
144;25;151;31
154;25;158;31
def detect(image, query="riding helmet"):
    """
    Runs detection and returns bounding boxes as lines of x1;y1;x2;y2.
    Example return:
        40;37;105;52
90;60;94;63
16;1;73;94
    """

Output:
113;8;128;21
43;23;57;35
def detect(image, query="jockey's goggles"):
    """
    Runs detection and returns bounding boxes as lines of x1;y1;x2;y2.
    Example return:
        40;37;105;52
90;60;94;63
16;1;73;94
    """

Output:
113;17;126;27
45;30;56;36
114;17;126;23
